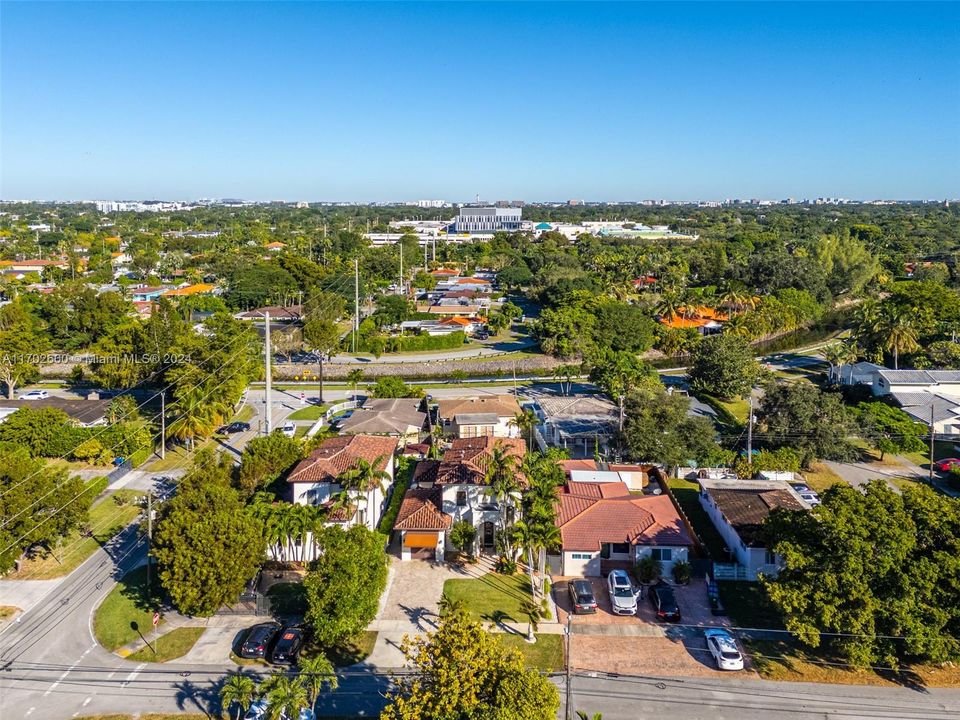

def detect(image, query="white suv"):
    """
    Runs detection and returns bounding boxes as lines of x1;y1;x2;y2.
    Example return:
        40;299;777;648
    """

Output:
280;421;296;438
606;569;637;615
18;390;49;400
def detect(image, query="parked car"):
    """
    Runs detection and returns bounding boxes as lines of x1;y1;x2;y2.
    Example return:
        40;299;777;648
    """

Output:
269;626;304;665
239;622;280;659
934;458;960;473
704;628;744;671
649;581;681;622
606;569;637;615
799;491;821;507
18;390;49;400
790;483;811;493
567;579;598;614
243;699;267;720
220;421;251;434
280;421;296;438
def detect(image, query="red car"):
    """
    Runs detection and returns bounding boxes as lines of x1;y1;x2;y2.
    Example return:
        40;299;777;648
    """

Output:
934;458;960;473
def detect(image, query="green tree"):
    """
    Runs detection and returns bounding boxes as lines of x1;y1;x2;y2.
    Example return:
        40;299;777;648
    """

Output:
620;388;722;470
304;525;389;647
0;316;45;399
872;305;920;370
238;432;305;496
755;382;856;464
152;460;265;616
449;520;477;558
511;409;540;452
856;401;926;461
220;673;257;720
688;334;759;400
368;376;424;399
381;608;559;720
345;368;365;401
298;654;338;708
534;306;596;360
264;673;309;720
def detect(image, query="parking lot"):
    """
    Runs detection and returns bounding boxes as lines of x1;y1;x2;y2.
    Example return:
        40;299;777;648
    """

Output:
553;576;755;678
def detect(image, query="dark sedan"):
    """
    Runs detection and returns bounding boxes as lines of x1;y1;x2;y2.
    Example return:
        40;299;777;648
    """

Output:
269;626;304;665
567;579;598;614
220;421;251;434
239;622;280;659
649;582;681;622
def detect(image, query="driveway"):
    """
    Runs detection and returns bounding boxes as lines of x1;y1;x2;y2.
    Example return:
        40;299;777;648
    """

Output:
362;556;473;668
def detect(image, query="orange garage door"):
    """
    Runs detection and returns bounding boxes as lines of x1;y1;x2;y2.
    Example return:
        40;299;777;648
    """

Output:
403;533;438;548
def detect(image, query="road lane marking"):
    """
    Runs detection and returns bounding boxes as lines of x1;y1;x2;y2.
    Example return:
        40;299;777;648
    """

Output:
82;697;92;706
121;662;145;687
44;660;81;697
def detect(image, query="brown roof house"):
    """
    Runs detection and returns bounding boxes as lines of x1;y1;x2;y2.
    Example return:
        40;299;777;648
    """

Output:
697;478;810;580
336;398;426;441
287;435;399;550
394;436;526;561
548;480;693;577
436;394;522;439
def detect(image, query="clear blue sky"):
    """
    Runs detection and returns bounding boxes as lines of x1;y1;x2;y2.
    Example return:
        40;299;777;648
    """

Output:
2;2;958;201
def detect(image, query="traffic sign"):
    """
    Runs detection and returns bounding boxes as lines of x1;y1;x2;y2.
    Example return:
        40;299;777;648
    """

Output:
152;612;160;627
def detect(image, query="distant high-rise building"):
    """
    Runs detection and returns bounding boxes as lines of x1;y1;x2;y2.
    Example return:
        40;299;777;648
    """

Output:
452;206;523;233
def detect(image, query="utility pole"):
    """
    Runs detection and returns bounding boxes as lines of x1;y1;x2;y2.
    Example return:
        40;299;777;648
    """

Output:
146;491;153;596
160;390;166;460
264;312;272;434
929;405;936;485
747;395;754;469
564;613;573;720
353;258;360;354
399;242;403;296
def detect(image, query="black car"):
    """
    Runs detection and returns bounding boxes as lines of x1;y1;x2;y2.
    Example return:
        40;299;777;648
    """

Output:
239;622;280;659
221;421;251;434
567;579;598;614
269;626;304;665
649;582;681;622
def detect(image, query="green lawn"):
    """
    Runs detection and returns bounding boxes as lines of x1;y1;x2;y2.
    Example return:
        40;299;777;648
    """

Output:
9;490;144;580
146;438;215;472
801;462;845;494
234;405;256;422
288;403;328;421
127;627;205;663
698;394;749;426
498;633;564;671
665;477;727;559
314;630;378;667
442;572;536;624
94;565;165;651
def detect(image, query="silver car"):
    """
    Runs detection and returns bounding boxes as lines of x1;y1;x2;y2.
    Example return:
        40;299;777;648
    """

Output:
606;569;637;615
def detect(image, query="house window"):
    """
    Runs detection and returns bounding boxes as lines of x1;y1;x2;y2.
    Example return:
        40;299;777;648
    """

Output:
651;548;673;562
765;550;777;566
571;553;592;560
611;542;629;555
456;491;467;507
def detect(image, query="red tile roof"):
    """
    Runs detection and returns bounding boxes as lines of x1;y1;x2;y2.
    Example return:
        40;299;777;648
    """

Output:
556;483;692;552
393;487;452;531
288;435;397;484
412;437;526;487
560;459;599;476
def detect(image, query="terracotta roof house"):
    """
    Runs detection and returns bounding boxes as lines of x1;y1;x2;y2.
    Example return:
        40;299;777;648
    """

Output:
548;481;693;577
658;306;730;334
437;395;522;439
288;435;398;538
395;436;526;561
162;282;216;297
698;478;809;580
337;398;426;440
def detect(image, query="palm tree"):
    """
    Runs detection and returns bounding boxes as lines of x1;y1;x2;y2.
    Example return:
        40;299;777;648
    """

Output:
299;654;338;709
521;598;543;643
438;592;466;616
576;712;603;720
220;673;256;720
532;520;561;593
511;408;539;452
511;520;540;599
338;456;390;528
822;341;859;383
485;443;521;536
265;674;309;720
167;386;228;449
250;494;284;561
873;306;920;370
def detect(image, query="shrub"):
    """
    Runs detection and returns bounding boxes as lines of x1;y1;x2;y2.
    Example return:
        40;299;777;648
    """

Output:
634;555;662;584
495;555;517;574
672;560;692;585
73;438;105;462
449;521;477;558
355;331;466;354
377;457;412;535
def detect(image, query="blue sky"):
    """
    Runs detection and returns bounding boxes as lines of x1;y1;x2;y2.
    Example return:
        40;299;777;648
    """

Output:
2;2;958;201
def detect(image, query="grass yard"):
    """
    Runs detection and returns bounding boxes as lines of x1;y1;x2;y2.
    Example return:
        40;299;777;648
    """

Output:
126;627;205;663
800;462;845;493
9;490;144;580
146;438;215;472
665;477;728;559
442;572;537;624
94;565;165;651
234;404;256;422
699;394;749;426
287;403;328;421
498;632;564;671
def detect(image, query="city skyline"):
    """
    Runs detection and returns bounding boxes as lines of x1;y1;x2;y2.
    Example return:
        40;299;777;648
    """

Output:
2;2;958;200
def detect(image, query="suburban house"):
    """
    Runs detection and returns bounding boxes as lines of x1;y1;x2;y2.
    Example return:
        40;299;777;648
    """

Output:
0;397;112;428
398;316;483;336
658;306;729;335
866;369;960;438
287;435;399;535
437;394;522;438
548;480;692;577
830;361;885;386
536;394;619;458
162;282;216;298
235;304;303;322
131;285;175;302
559;458;653;491
698;478;810;580
336;398;427;441
0;259;68;276
394;436;526;561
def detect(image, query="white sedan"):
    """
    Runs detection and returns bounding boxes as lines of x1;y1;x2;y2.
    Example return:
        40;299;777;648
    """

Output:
704;628;744;671
18;390;49;400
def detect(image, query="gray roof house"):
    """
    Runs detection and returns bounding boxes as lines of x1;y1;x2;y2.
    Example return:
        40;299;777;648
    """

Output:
337;398;426;440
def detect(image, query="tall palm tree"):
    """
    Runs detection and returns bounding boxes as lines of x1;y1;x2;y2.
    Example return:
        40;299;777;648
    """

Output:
822;341;859;383
338;456;390;528
511;409;539;452
485;443;520;535
299;654;338;709
167;386;228;449
220;673;256;720
873;306;920;370
250;494;284;561
511;520;540;599
532;520;561;592
265;675;309;720
345;368;364;402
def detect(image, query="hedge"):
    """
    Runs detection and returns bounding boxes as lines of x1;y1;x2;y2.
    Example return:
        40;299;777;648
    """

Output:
84;475;110;499
377;456;413;535
356;331;466;354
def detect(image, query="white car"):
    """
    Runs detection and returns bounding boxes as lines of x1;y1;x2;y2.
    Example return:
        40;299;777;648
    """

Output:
799;491;821;507
18;389;49;400
606;569;637;615
704;628;744;671
280;421;296;438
